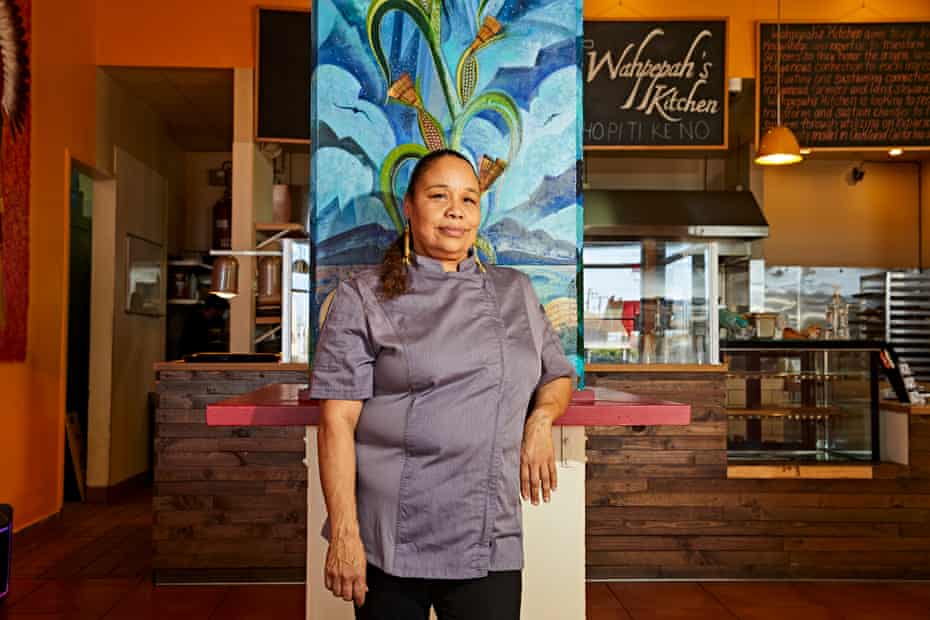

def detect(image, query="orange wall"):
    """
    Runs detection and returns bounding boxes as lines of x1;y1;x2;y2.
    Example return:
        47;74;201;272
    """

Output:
585;0;930;78
95;1;930;75
96;0;310;68
0;0;96;531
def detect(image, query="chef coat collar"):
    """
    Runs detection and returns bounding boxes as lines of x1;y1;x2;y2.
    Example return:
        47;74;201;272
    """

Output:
411;250;480;275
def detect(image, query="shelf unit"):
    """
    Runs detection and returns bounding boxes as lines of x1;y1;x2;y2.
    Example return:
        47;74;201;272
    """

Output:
855;271;930;385
720;341;900;464
252;223;308;356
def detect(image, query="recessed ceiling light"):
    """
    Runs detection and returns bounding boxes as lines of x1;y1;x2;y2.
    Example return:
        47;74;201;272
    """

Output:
889;148;903;157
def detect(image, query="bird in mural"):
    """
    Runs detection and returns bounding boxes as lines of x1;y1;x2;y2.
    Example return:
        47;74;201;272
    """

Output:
543;112;560;126
334;103;373;123
0;0;30;333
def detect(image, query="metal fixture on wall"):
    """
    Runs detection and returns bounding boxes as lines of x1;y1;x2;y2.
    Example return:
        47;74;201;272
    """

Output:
755;0;803;166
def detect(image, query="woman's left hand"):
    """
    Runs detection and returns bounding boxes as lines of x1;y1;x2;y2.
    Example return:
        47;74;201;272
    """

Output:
521;415;557;505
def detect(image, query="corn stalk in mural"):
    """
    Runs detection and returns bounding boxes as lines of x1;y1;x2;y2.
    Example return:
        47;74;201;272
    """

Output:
368;0;521;263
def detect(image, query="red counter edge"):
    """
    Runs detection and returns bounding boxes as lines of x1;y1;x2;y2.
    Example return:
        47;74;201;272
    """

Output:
206;384;691;427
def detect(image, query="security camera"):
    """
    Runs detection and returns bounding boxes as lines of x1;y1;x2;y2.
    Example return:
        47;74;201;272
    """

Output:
850;166;865;184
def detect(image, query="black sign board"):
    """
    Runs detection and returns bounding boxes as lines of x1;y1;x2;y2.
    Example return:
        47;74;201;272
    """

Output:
583;20;729;149
758;22;930;149
256;8;311;142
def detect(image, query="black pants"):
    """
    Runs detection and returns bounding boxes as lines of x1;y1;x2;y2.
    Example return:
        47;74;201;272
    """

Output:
354;563;521;620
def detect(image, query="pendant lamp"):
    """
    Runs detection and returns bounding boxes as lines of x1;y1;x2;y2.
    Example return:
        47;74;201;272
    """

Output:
756;0;803;166
210;255;239;299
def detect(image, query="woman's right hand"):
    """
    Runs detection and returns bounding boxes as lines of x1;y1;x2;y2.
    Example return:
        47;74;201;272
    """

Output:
324;532;369;607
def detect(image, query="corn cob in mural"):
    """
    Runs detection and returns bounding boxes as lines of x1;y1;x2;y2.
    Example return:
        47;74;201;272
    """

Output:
456;16;503;104
478;155;507;193
388;73;447;152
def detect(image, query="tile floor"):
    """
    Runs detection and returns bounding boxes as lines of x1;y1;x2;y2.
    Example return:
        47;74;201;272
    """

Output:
2;491;929;619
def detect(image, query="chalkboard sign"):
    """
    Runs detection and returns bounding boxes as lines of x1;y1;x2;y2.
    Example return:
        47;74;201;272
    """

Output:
758;22;930;149
583;20;728;149
256;8;311;142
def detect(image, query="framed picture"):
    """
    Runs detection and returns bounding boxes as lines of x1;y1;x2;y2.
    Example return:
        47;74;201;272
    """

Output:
125;234;164;316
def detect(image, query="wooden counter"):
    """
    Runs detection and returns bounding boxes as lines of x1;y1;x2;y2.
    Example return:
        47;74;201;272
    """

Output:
153;362;309;584
584;366;930;580
154;361;930;583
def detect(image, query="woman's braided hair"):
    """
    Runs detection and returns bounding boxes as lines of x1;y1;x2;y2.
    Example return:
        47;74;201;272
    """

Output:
379;149;477;299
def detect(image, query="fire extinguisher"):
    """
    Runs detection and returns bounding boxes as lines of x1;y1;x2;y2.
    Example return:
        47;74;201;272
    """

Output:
212;161;232;250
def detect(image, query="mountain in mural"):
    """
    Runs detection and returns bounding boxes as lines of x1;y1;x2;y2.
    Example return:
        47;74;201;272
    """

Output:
485;218;575;264
315;221;397;266
489;165;577;235
484;39;576;112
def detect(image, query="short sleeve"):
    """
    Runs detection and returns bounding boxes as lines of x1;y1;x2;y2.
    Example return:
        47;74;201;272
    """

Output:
523;276;577;391
309;280;376;401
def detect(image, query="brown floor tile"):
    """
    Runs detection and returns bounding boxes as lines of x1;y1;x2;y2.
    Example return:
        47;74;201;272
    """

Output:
2;578;136;620
587;607;634;620
102;581;227;619
887;582;930;606
626;608;738;620
702;583;816;609
588;583;624;608
794;582;930;617
610;583;727;610
208;584;304;620
3;579;45;606
839;609;930;620
728;606;842;620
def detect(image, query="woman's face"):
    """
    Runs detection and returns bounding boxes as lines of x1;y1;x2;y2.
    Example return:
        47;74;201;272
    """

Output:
404;156;481;266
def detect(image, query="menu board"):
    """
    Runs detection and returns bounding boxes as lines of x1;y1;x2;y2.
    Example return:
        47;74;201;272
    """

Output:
758;22;930;149
584;20;728;149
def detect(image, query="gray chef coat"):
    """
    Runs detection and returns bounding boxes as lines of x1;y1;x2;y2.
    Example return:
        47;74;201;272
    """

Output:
309;251;575;579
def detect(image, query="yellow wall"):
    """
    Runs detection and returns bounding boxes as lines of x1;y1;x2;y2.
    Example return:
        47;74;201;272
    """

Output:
922;163;930;269
95;0;311;69
584;0;930;78
0;0;97;531
762;160;921;268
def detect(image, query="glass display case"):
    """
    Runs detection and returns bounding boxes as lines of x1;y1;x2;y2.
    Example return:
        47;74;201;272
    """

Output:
583;240;714;364
722;341;906;463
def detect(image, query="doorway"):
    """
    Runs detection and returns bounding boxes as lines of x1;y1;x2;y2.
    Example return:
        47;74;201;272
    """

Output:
65;163;94;501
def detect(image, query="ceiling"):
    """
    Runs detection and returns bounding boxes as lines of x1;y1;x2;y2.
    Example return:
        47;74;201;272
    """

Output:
103;67;234;152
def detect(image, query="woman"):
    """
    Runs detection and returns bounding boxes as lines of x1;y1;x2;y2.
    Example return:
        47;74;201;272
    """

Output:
310;149;575;620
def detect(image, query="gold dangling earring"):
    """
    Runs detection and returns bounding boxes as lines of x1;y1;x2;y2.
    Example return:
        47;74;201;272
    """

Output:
473;243;486;273
403;225;411;266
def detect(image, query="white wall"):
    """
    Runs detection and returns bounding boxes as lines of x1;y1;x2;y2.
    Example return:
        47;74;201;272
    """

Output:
89;69;185;488
183;152;232;253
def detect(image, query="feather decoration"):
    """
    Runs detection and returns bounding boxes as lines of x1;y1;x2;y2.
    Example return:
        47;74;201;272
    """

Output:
0;0;29;136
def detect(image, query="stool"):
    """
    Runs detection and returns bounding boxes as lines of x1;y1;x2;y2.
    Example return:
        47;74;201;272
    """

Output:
0;505;11;603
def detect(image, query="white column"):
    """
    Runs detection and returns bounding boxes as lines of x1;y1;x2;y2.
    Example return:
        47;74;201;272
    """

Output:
305;426;587;620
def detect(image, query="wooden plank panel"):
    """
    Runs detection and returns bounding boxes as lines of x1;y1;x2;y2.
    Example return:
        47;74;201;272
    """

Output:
155;438;306;453
588;464;726;479
785;537;930;551
586;436;725;450
155;509;305;528
586;536;784;551
587;520;901;538
154;467;308;482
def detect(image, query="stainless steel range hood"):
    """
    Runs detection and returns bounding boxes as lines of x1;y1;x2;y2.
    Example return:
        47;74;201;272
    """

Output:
583;190;769;240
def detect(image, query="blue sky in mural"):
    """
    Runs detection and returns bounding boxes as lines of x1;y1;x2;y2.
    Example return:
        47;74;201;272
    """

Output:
311;0;581;267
